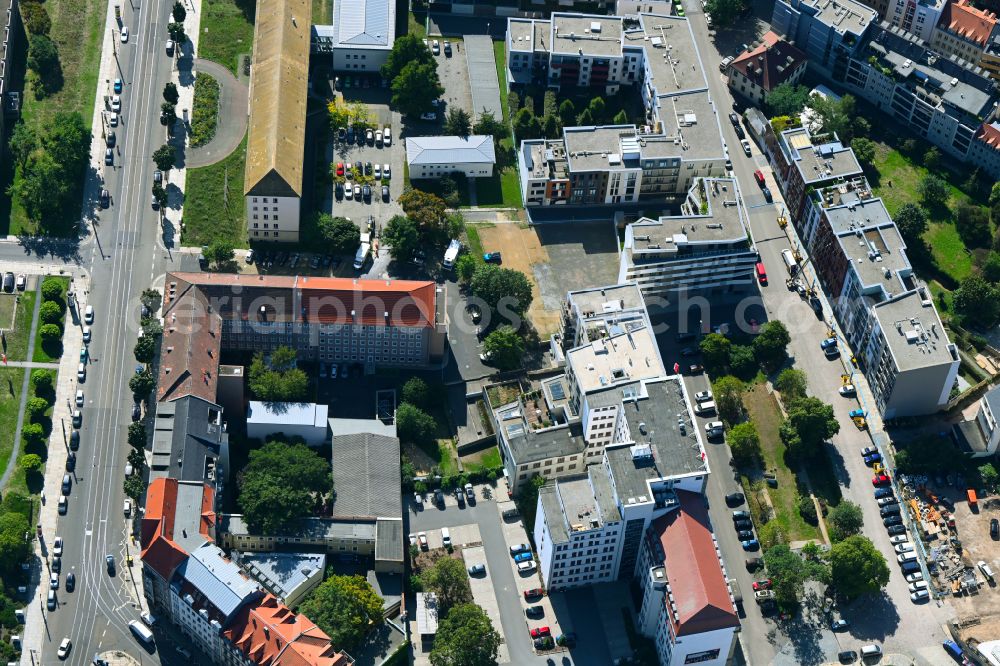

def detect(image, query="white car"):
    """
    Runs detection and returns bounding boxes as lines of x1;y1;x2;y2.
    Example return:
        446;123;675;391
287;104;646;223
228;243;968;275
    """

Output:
120;26;129;42
839;384;856;396
84;305;94;324
911;589;929;602
694;390;713;403
432;39;440;54
383;127;392;146
53;536;63;557
50;572;59;589
345;181;354;199
418;532;428;549
408;533;417;546
374;164;381;179
75;390;84;406
82;326;91;343
705;421;724;435
740;139;752;157
57;637;72;659
889;535;909;545
908;580;928;592
383;164;391;179
58;495;67;514
111;95;121;112
109;112;119;127
905;572;923;583
894;542;914;554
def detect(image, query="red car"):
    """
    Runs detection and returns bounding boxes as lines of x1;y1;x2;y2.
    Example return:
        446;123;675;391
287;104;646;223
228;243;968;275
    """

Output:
873;474;891;486
524;588;545;600
752;579;772;591
336;162;345;176
530;626;551;638
754;169;766;187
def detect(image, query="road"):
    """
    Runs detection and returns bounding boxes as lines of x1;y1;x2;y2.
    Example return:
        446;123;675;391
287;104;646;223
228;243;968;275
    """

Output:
678;5;956;664
31;0;183;660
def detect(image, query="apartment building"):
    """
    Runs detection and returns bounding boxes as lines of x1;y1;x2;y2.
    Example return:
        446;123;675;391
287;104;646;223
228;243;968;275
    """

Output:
328;0;395;72
797;181;959;418
618;177;759;297
885;0;946;41
405;135;496;179
244;0;309;242
557;282;650;353
0;0;21;148
930;0;999;64
635;490;739;666
769;126;864;222
510;12;730;207
771;0;877;79
953;385;1000;457
160;273;446;375
236;552;326;608
727;32;808;107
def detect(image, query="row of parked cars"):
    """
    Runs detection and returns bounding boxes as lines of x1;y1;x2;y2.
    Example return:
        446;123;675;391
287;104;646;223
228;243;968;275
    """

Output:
336;125;392;148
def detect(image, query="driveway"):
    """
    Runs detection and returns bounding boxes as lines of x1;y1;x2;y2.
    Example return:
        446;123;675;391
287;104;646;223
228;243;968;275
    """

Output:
185;59;249;168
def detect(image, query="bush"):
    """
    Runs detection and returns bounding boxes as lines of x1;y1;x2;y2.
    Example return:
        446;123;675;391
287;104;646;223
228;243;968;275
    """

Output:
30;369;54;393
26;397;49;421
39;323;61;342
191;73;221;147
401;377;430;409
798;495;818;525
39;300;62;325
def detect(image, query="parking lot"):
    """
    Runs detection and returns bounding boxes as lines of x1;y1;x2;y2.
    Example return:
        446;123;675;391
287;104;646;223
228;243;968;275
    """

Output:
428;37;474;118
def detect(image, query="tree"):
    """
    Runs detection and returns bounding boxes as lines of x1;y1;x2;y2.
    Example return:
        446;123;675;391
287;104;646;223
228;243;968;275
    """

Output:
18;453;43;474
712;375;744;423
798;496;818;524
473;110;507;140
575;108;594;127
767;83;811;116
430;603;502;666
787;397;840;452
923;147;941;170
513;108;542;140
151;183;168;210
299;575;383;650
398;190;448;240
30;370;53;393
919;174;949;207
21;422;45;445
774;368;807;404
542;114;560;140
808;93;855;141
163;81;179;105
455;254;477;284
20;1;51;35
752;320;790;372
391;62;444;118
558;99;576;127
161;102;177;126
27;34;60;81
401;377;430;409
699;333;731;372
39;300;62;325
8;123;38;171
421;557;472;613
26;397;49;421
38;323;61;342
171;0;186;22
124;475;145;500
314;214;361;254
729;344;757;379
705;0;744;25
129;370;156;397
483;325;525;371
248;350;309;402
128;447;146;470
612;109;629;125
470;265;533;319
382;215;421;263
982;252;1000;283
853;116;871;138
0;512;31;572
152;144;176;172
141;289;162;316
205;239;235;266
991;181;1000;209
13;152;65;223
587;97;606;122
41;277;64;302
763;543;828;604
128;422;147;449
444;108;472;137
238;441;330;533
851;137;876;166
396;403;437;446
382;33;435;82
728;422;761;468
828;501;864;541
134;335;156;364
980;463;999;492
167;22;186;43
830;535;890;599
955;203;991;248
954;274;1000;328
894;203;928;245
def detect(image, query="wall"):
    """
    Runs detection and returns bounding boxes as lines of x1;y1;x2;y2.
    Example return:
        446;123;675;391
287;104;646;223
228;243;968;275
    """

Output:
334;47;390;72
409;161;495;179
246;195;301;243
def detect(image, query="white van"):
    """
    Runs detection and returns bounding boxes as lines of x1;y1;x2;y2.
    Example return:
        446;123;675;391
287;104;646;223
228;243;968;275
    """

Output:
354;232;371;270
979;560;995;579
860;644;881;657
442;239;461;270
441;527;451;548
129;620;155;646
781;248;799;276
908;580;928;592
897;551;918;563
694;401;717;416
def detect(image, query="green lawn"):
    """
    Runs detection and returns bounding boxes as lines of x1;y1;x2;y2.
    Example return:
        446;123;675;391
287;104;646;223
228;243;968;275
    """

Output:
191;73;221;148
9;376;52;497
199;0;256;75
4;291;36;363
312;0;331;25
183;132;248;247
408;11;427;39
742;385;819;542
0;368;24;494
461;446;502;473
925;222;973;283
465;225;486;261
493;40;509;122
472;168;522;208
3;0;108;235
33;277;71;363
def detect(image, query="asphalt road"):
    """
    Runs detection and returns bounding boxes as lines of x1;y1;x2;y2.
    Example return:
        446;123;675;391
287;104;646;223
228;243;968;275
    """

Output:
37;0;181;660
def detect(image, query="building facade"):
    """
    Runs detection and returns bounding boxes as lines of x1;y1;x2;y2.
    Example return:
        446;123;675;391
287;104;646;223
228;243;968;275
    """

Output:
885;0;946;41
727;32;808;107
405;135;496;179
329;0;396;72
930;0;998;64
618;178;759;297
770;0;877;79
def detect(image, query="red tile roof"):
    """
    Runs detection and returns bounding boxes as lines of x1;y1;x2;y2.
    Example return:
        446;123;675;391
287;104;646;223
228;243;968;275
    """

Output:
730;31;807;93
223;594;353;665
651;491;739;637
158;274;223;403
939;0;996;46
141;478;200;581
976;122;1000;148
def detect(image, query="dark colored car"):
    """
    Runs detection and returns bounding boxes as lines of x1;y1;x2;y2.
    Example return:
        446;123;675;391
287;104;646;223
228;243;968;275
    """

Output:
365;161;373;175
838;650;857;664
883;515;903;527
52;556;61;573
382;185;390;201
105;149;114;166
99;189;110;209
132;402;142;422
725;492;745;507
734;519;753;530
887;524;907;536
107;131;116;148
728;112;740;127
762;186;773;203
65;452;76;471
991;518;998;540
746;557;763;571
525;606;544;618
737;530;754;540
484;252;503;264
70;430;79;450
106;555;115;574
732;510;750;520
65;572;75;592
879;504;901;516
874;487;894;499
363;185;371;202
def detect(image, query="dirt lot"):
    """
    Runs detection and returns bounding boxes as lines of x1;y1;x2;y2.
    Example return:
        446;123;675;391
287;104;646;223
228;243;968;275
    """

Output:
936;487;1000;623
476;224;561;337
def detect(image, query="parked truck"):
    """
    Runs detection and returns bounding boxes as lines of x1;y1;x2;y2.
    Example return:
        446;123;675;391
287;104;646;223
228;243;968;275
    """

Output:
354;232;371;270
443;239;461;270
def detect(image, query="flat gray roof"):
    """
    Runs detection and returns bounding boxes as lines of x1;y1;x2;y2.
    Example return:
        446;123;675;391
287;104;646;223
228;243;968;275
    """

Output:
240;552;326;601
567;283;647;320
643;91;725;160
875;41;994;116
539;484;568;542
821;194;889;234
590;465;621;524
564;125;640;172
550;14;624;58
220;514;378;541
376;517;404;563
782;129;862;184
406;135;497;166
507;422;587;464
873;291;956;371
837;223;913;294
331;433;402;520
332;0;395;49
628;178;749;249
808;0;876;36
508;19;535;51
628;14;707;96
329;417;397;438
606;378;707;502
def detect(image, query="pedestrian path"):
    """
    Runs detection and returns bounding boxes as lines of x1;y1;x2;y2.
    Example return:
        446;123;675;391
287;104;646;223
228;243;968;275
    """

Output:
1;361;60;369
184;59;249;168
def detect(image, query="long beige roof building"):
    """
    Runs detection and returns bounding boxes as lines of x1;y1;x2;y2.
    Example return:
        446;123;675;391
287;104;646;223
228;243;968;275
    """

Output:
244;0;310;199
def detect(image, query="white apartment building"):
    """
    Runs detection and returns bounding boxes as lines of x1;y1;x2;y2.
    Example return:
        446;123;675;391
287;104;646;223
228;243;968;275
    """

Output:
618;178;759;297
954;385;1000;457
329;0;396;72
405;135;496;179
885;0;946;41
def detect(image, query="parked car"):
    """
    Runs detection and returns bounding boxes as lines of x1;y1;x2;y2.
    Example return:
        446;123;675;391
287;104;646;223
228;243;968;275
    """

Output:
740;139;752;156
762;186;773;203
529;626;551;638
831;619;850;631
839;384;856;396
754;169;766;186
467;564;486;576
874;486;894;499
418;532;428;549
725;492;745;506
732;510;750;520
873;473;891;486
741;538;760;551
911;589;930;602
883;515;903;527
484;252;503;264
510;543;531;556
57;637;71;659
524;588;545;600
694;390;713;402
887;524;907;536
